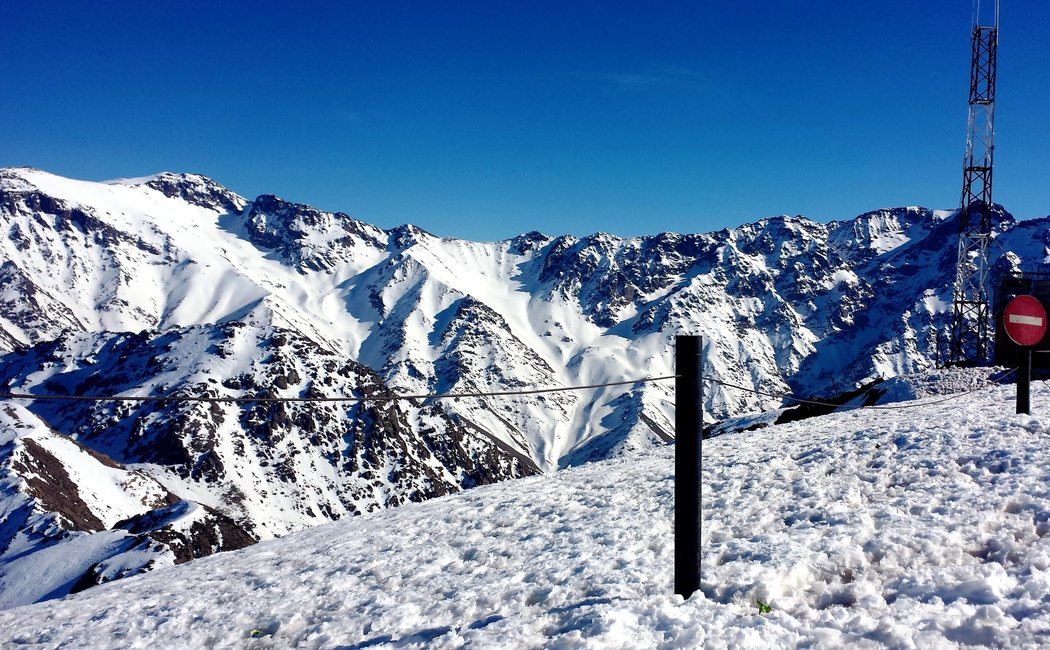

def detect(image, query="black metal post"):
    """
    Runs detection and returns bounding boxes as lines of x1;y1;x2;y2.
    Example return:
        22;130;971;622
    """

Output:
1018;348;1032;414
675;335;701;598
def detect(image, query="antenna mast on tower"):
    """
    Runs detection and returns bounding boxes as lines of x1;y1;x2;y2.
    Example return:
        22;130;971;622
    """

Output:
949;0;1000;365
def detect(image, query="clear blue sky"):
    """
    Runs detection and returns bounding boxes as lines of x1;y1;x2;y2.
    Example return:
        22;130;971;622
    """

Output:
2;1;1048;240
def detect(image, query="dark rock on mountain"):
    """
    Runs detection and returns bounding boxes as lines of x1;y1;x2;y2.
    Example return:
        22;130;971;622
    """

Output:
243;194;385;272
140;172;247;215
0;323;538;538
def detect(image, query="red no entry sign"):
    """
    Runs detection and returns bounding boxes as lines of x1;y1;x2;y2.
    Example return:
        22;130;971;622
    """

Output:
1004;295;1047;347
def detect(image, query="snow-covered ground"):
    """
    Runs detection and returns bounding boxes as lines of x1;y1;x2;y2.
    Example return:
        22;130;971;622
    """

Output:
3;380;1050;648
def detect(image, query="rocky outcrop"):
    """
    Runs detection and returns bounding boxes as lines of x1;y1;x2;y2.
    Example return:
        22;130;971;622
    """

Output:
0;404;257;608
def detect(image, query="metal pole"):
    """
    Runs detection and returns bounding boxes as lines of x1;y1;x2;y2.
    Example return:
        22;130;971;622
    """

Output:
675;335;701;598
1018;348;1032;414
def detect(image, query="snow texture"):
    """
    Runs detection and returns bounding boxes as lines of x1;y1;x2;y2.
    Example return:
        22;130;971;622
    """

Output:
2;381;1050;648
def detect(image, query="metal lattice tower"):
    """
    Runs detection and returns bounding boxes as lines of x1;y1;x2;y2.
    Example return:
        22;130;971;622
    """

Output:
949;1;999;365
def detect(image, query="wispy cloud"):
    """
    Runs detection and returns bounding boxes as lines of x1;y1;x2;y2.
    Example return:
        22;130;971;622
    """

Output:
330;108;364;124
597;67;707;93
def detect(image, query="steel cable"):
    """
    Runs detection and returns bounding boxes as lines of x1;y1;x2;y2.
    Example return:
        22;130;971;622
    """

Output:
0;374;679;404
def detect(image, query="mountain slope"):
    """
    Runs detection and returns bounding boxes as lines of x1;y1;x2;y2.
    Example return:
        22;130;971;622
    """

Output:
0;403;256;608
0;324;536;538
0;376;1045;647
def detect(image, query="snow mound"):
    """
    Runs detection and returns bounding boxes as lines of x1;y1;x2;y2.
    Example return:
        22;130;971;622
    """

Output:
874;366;1014;403
2;382;1050;647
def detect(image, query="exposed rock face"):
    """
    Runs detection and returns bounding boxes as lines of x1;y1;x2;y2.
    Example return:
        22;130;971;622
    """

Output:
243;194;386;272
0;260;84;349
140;172;248;214
0;324;537;538
0;404;257;608
13;436;111;532
113;500;258;565
69;500;258;595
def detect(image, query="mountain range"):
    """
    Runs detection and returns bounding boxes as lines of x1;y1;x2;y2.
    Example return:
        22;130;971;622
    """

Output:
0;167;1045;605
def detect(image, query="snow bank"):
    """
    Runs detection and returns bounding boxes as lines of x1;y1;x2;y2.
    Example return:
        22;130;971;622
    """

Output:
873;366;1013;403
2;382;1050;647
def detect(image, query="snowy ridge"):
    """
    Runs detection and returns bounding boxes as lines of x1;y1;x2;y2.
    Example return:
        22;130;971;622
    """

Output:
2;383;1050;646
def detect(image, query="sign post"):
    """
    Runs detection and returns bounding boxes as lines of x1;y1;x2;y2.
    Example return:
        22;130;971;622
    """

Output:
1003;295;1047;415
1019;348;1033;415
675;335;702;598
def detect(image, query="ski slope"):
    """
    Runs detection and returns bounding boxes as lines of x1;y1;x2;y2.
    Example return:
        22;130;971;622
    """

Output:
2;379;1050;648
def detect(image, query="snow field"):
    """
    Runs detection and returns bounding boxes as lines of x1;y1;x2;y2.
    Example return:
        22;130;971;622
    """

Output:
4;383;1050;647
702;393;1050;647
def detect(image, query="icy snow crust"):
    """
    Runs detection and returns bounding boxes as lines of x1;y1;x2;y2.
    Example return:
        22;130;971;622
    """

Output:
4;384;1050;647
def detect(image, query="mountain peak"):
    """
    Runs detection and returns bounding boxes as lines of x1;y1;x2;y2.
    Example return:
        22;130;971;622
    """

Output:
242;193;386;272
107;172;248;214
0;167;52;193
387;223;435;249
508;230;552;254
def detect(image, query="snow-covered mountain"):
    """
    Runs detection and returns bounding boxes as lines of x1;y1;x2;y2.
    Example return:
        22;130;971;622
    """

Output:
0;403;258;608
0;167;1045;604
0;372;1044;647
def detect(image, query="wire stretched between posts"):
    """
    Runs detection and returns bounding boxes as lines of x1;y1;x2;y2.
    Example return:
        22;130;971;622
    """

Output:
0;374;680;405
703;367;1019;413
0;364;1020;412
700;376;841;409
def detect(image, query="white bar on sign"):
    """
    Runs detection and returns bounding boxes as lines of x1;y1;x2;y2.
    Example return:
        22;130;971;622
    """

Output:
1008;314;1044;327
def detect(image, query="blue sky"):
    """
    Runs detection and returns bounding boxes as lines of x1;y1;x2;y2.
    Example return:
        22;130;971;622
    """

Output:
2;1;1048;240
